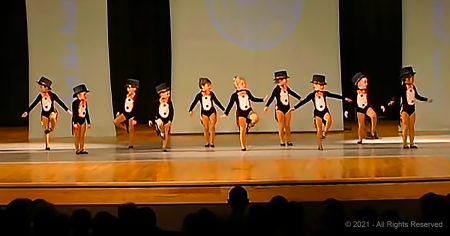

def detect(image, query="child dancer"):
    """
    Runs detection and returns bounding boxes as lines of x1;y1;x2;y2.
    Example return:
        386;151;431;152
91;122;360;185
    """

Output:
188;77;225;148
291;74;352;150
114;78;139;149
388;66;432;149
21;76;72;150
149;83;174;152
350;72;380;144
72;84;91;155
223;76;267;151
264;70;301;146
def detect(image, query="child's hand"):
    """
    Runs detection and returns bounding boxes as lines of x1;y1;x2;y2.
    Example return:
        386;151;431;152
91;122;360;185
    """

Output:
344;111;349;118
345;98;353;103
388;101;394;106
116;112;120;118
263;95;269;102
220;114;227;118
428;98;433;103
67;110;73;116
189;111;193;117
381;106;386;113
289;108;295;112
21;112;28;118
87;124;91;129
263;106;269;113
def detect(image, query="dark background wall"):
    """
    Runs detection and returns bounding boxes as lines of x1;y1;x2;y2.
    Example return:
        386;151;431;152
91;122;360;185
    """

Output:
0;0;29;127
1;0;402;127
339;0;402;120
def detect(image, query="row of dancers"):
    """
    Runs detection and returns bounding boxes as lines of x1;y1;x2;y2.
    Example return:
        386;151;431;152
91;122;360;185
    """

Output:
22;66;432;153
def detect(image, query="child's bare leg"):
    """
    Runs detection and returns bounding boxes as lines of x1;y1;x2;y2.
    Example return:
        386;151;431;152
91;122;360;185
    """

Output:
128;118;136;148
74;125;80;152
114;114;127;131
276;111;285;144
249;112;259;125
80;124;87;151
315;117;324;150
201;115;210;146
49;112;57;132
209;113;217;146
42;117;50;149
238;117;247;150
409;113;417;147
284;111;293;144
162;123;171;150
357;112;365;143
401;112;410;148
367;108;378;137
323;113;332;137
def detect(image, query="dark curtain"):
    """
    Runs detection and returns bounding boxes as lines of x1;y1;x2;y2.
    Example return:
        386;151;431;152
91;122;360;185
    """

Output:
0;0;29;127
339;0;402;120
107;0;172;124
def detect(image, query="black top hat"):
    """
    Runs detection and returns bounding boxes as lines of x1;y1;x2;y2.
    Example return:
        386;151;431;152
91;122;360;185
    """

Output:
400;66;416;80
351;72;365;85
155;83;170;94
36;76;52;89
73;84;90;97
311;74;327;85
274;70;289;80
126;78;140;88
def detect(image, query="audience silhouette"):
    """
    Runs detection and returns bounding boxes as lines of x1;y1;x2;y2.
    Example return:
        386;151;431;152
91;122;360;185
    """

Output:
0;187;448;236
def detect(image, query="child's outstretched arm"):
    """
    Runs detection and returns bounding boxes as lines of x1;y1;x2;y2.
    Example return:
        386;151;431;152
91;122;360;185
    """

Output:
292;92;314;110
22;94;42;117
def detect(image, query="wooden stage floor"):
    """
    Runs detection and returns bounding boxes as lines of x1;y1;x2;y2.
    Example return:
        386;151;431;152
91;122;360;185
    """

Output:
0;123;449;205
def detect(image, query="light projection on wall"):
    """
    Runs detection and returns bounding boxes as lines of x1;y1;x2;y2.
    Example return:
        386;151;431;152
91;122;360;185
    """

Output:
26;0;114;137
403;0;450;130
432;0;449;101
61;0;80;103
207;0;303;51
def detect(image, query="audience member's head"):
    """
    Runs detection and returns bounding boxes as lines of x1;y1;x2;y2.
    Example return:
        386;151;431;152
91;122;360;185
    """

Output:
92;211;118;236
136;206;158;234
54;213;70;236
227;186;249;211
117;202;138;234
70;208;92;236
118;202;138;220
420;192;446;220
196;208;218;235
268;195;289;219
312;198;347;236
5;198;33;235
269;195;289;209
182;212;198;236
32;199;58;236
267;195;291;233
323;198;346;220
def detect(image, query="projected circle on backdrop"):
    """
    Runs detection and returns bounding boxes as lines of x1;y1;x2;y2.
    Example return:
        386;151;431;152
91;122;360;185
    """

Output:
207;0;303;51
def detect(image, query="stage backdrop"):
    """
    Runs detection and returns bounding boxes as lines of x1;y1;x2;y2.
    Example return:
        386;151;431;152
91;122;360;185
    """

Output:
170;0;342;134
403;0;450;131
26;0;114;138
